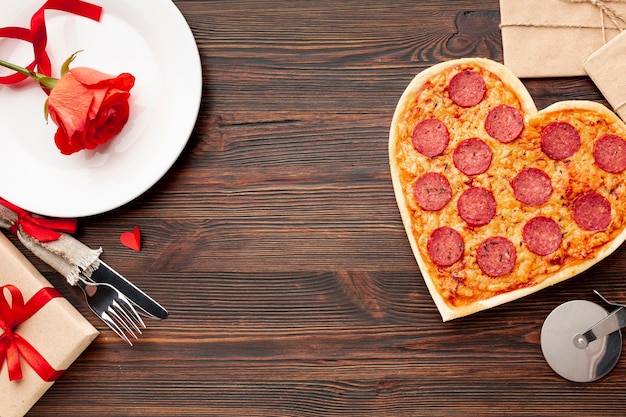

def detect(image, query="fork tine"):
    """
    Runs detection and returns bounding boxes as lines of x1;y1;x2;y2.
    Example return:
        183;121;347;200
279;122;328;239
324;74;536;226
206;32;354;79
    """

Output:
107;303;139;341
115;293;146;330
110;300;142;337
100;310;133;346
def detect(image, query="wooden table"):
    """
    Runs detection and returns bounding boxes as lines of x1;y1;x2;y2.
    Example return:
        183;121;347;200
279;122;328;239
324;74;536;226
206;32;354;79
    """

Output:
24;1;626;415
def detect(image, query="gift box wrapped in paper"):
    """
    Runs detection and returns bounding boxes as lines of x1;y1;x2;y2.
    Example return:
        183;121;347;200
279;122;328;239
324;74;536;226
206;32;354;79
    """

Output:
584;29;626;121
0;233;98;417
500;0;626;77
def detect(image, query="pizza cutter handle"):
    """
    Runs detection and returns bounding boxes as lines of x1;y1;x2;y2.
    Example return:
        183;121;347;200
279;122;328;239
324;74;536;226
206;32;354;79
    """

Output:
574;306;626;349
593;290;626;309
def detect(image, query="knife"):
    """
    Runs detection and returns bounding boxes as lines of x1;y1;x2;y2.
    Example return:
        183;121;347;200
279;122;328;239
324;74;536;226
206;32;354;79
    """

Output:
85;261;168;319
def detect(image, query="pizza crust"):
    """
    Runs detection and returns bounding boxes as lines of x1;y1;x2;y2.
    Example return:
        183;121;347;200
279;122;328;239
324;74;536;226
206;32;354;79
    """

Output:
389;59;626;321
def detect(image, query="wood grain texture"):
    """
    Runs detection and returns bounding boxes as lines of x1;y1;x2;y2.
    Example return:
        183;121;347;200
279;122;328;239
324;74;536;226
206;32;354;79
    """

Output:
22;1;626;416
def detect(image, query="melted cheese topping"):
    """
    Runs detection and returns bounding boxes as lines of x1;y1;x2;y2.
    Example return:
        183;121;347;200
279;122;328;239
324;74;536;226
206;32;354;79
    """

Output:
392;63;626;307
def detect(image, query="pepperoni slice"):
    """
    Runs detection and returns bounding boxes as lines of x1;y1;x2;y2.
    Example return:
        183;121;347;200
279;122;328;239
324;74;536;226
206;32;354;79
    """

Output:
511;167;553;206
540;122;581;160
457;187;496;227
412;118;449;157
453;138;492;176
572;191;611;231
448;70;486;108
427;227;464;267
593;134;626;174
523;217;562;256
476;236;517;277
413;172;452;211
485;104;524;143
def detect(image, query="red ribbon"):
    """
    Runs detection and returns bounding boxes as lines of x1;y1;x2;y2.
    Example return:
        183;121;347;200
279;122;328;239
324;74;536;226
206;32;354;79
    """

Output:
0;198;77;243
0;0;102;85
0;284;65;382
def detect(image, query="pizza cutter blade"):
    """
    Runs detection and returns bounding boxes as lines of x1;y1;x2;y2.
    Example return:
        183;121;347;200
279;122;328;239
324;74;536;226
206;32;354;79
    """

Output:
540;293;624;383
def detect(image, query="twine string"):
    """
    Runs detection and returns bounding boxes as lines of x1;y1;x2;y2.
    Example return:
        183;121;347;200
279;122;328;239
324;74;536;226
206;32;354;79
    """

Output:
501;0;626;43
574;0;626;42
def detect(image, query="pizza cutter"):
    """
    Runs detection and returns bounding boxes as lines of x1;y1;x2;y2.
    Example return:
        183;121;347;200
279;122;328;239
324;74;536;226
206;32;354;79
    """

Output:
540;290;624;382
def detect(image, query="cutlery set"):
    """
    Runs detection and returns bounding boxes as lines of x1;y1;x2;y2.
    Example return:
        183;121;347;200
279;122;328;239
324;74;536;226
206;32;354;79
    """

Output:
77;278;146;345
77;262;168;345
47;251;165;345
50;254;166;344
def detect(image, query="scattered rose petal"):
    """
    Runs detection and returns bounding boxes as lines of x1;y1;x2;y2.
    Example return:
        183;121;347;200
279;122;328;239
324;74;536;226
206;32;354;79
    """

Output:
120;226;141;251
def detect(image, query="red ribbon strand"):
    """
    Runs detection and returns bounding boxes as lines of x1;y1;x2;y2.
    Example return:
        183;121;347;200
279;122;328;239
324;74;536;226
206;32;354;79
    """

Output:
0;284;65;382
0;0;102;85
0;197;77;243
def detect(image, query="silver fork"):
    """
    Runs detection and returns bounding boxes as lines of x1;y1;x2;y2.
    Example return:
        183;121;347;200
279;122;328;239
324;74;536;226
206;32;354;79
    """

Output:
77;278;146;345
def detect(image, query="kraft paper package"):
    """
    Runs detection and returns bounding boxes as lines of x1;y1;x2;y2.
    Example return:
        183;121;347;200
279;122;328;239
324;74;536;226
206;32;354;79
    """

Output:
584;30;626;121
0;233;98;417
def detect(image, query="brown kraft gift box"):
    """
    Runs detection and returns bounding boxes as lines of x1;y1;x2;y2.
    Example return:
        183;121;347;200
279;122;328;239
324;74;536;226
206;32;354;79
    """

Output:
0;233;98;417
584;29;626;121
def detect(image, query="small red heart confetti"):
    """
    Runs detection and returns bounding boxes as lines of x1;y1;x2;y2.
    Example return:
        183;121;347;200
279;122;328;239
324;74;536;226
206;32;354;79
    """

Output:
120;226;141;251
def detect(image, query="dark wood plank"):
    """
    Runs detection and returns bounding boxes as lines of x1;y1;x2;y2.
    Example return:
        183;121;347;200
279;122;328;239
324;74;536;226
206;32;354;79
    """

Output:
23;1;626;416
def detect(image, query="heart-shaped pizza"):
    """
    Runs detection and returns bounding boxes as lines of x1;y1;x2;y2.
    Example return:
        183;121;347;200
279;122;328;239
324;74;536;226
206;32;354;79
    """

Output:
389;58;626;321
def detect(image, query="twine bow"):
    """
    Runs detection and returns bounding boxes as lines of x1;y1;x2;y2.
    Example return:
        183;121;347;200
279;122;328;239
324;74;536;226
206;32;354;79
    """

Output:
565;0;626;42
0;284;64;381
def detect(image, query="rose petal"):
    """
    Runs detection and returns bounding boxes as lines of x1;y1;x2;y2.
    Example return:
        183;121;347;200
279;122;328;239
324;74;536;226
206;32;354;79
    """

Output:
71;67;135;91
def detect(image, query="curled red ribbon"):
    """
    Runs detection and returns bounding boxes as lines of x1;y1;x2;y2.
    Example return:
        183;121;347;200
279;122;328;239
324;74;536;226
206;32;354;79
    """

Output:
0;284;65;382
0;0;102;85
0;198;77;243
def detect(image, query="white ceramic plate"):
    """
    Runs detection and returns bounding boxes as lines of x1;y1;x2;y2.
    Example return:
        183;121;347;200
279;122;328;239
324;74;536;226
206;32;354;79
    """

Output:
0;0;202;217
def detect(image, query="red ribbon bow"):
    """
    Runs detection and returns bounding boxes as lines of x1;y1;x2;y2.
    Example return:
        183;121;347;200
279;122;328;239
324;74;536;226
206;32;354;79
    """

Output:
0;198;77;243
0;284;64;381
0;0;102;86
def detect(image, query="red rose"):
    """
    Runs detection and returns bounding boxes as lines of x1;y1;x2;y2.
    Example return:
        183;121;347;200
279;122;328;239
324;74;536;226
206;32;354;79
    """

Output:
47;67;135;155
